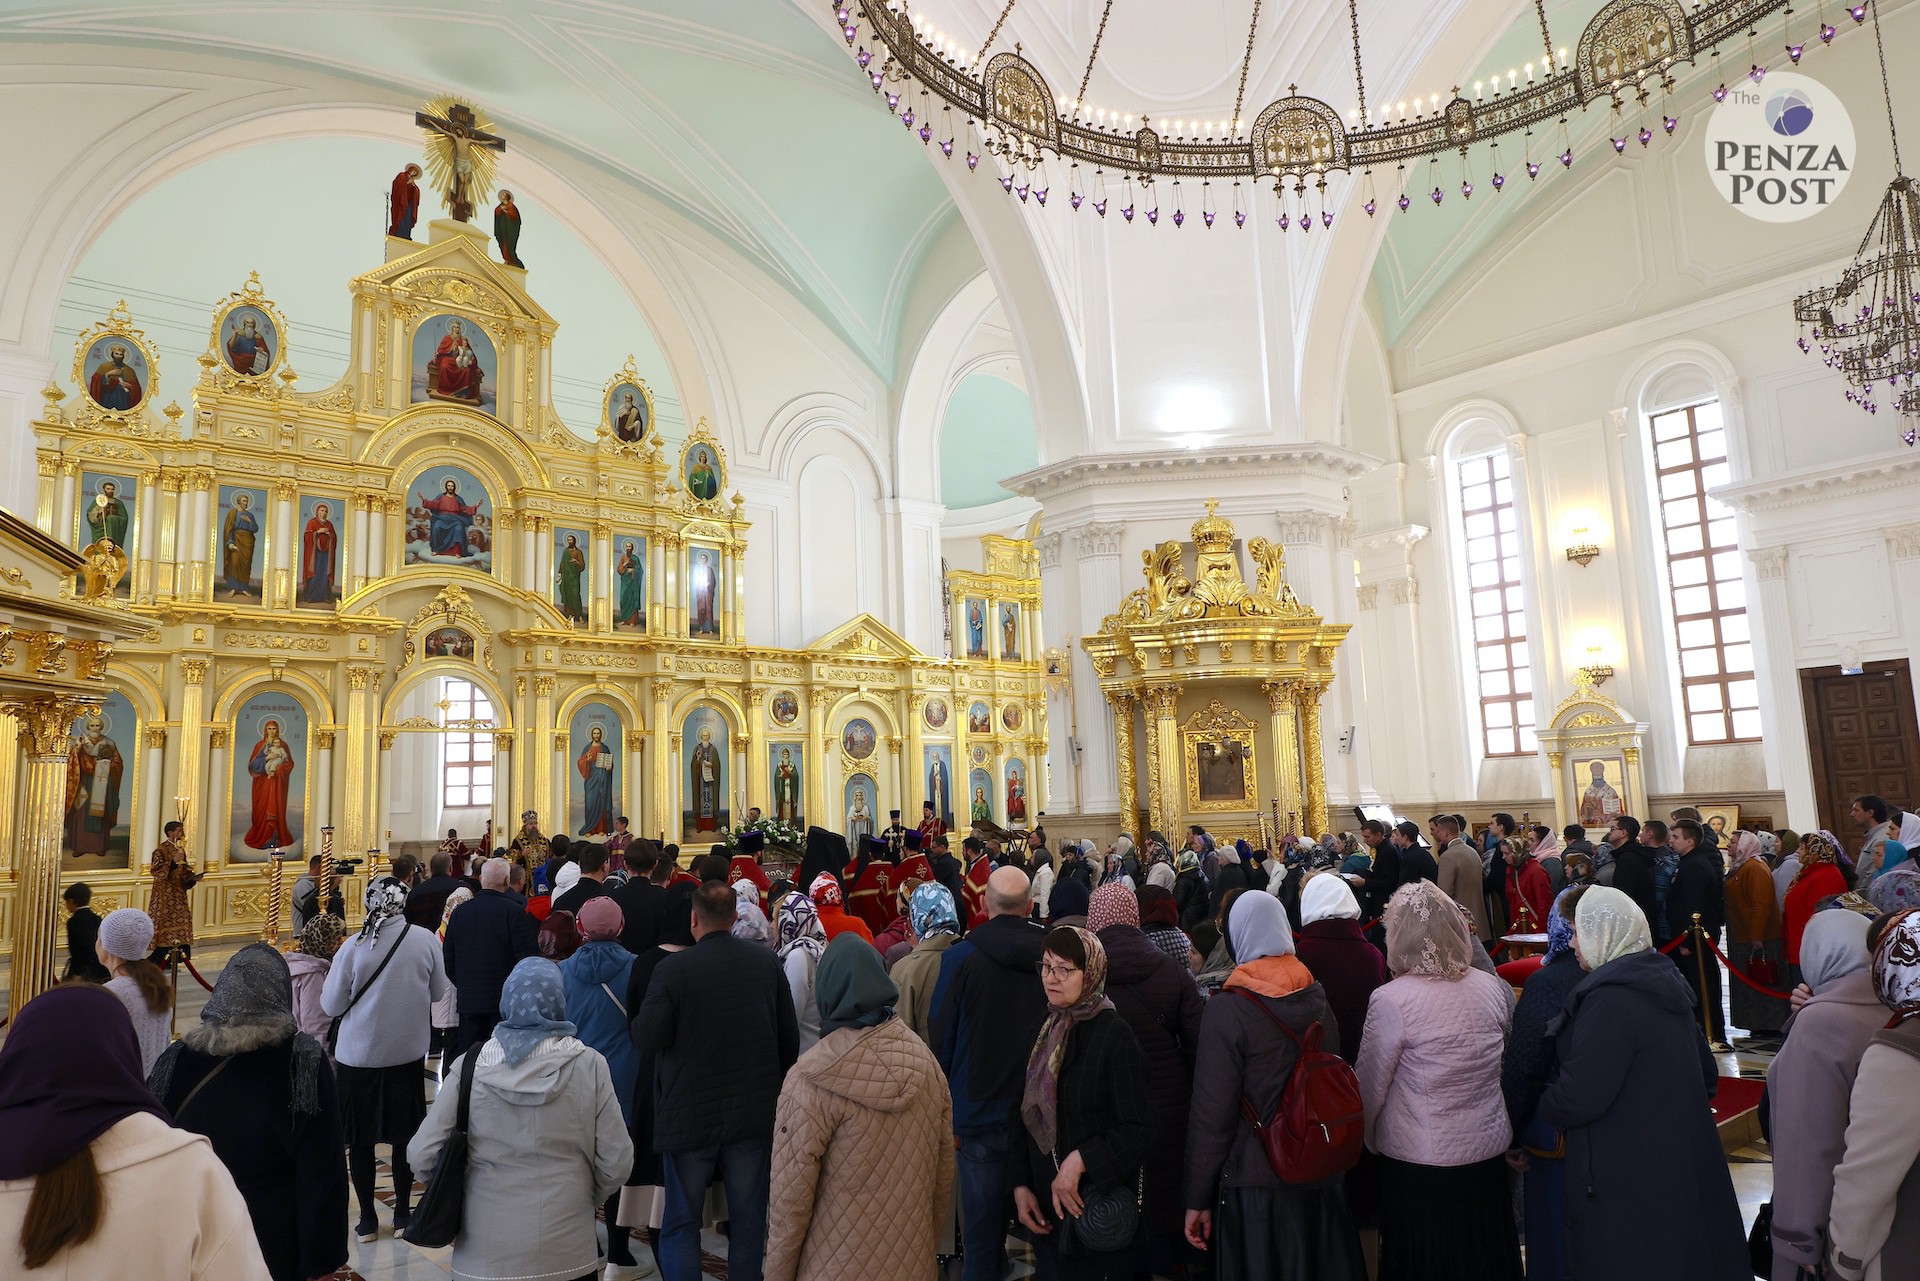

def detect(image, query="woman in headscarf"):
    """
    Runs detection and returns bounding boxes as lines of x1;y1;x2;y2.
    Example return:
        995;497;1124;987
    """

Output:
1724;829;1790;1036
809;872;873;944
1537;887;1747;1281
1868;814;1920;915
149;943;349;1281
1293;872;1388;1065
0;986;268;1278
1105;834;1142;887
1089;881;1203;1274
1498;886;1589;1281
1785;832;1852;967
1208;842;1251;921
731;877;772;945
429;886;472;1055
319;873;449;1243
287;911;347;1058
1144;838;1177;892
1826;908;1920;1279
1008;925;1152;1281
1031;845;1058;924
1174;849;1210;933
1184;891;1366;1281
411;957;634;1281
1773;831;1806;912
764;935;953;1281
616;879;697;1266
1359;880;1521;1281
892;881;964;1044
1048;874;1093;927
777;889;831;1053
557;897;645;1277
1766;911;1885;1280
537;907;581;962
1137;884;1194;971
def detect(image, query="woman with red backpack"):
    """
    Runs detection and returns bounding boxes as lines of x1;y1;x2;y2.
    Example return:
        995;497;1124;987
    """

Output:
1182;891;1366;1280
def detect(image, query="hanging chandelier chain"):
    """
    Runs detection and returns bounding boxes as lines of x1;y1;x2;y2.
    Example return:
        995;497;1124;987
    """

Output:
1075;0;1116;117
1534;0;1555;72
1348;0;1368;127
1868;0;1903;176
975;0;1019;69
1233;0;1265;135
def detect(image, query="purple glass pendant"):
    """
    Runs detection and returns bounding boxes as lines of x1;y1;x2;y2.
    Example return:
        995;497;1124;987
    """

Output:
1461;180;1474;199
919;124;932;143
870;72;884;90
1278;211;1291;229
1787;43;1804;63
1121;204;1134;222
1638;126;1653;146
1364;198;1379;215
1611;137;1627;153
1396;193;1411;210
1526;160;1542;178
1796;336;1811;352
967;152;980;171
1431;186;1444;204
1559;148;1573;168
1146;207;1159;225
1712;84;1729;102
1663;115;1679;134
1749;64;1766;83
885;93;899;111
1015;183;1029;202
1300;215;1312;234
1035;188;1048;206
1234;209;1248;227
844;24;858;43
856;48;872;68
1070;192;1084;209
1000;174;1014;192
1321;209;1334;227
1851;5;1868;21
1821;22;1838;42
1172;209;1185;227
940;139;954;157
1203;209;1216;227
1094;199;1107;217
901;109;914;127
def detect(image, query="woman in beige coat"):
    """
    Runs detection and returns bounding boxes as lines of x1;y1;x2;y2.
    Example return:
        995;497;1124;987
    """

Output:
766;933;954;1281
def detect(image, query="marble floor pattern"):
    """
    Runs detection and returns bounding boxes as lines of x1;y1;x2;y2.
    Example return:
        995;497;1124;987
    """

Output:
6;940;1776;1281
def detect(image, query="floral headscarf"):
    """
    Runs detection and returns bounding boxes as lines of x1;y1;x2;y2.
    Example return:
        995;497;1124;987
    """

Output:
492;958;576;1066
1573;886;1653;970
1175;849;1200;875
358;874;409;941
1756;831;1780;866
776;891;828;962
1871;907;1920;1024
1087;881;1140;932
808;872;844;908
1727;830;1765;873
438;886;473;939
1383;880;1474;981
908;882;960;939
297;911;347;960
1792;831;1844;887
1020;927;1113;1154
732;878;771;944
1545;886;1585;962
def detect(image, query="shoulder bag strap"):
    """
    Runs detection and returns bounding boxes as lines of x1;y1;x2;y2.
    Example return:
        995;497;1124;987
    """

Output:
1230;987;1315;1126
340;924;409;1022
454;1041;483;1133
600;982;628;1019
170;1056;233;1122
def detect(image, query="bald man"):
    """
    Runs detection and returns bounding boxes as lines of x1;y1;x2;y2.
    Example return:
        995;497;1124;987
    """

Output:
930;865;1049;1281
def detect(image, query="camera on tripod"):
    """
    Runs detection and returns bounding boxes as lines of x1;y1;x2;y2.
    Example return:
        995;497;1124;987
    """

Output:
330;855;363;877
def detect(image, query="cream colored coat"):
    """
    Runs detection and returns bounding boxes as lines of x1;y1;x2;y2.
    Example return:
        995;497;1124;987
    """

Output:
765;1018;955;1281
0;1112;268;1280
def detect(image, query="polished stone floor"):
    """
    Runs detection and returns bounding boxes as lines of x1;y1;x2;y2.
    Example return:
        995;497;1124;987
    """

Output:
7;938;1776;1281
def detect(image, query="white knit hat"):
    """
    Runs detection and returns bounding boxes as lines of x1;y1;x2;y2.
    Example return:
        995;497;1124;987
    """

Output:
554;861;581;896
98;907;155;962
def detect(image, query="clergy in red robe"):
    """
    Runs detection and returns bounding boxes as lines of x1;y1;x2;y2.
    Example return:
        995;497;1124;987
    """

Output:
961;847;993;930
730;830;772;910
844;836;895;935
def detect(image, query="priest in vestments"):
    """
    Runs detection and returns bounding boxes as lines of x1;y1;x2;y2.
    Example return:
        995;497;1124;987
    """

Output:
729;830;772;910
961;844;992;929
844;835;895;936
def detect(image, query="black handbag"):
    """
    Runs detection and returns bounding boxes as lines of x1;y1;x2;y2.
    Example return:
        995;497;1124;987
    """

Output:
403;1043;482;1249
1053;1152;1142;1256
1746;1199;1772;1278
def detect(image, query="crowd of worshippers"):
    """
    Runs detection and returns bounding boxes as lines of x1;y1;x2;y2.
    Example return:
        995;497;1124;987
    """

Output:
7;797;1920;1281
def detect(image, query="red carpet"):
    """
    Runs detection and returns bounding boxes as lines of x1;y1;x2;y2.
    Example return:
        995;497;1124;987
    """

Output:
1712;1075;1765;1127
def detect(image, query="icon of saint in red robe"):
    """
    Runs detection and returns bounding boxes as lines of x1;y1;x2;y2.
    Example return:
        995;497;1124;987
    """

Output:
244;719;297;849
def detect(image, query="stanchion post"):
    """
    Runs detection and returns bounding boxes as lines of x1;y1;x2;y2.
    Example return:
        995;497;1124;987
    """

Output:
1690;912;1714;1044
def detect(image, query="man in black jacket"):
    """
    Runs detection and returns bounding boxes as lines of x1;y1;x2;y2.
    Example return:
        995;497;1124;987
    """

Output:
1669;818;1729;1046
441;857;539;1054
932;866;1048;1281
612;841;665;954
403;851;463;931
1606;816;1660;936
552;841;612;916
635;881;799;1281
1354;819;1402;919
1391;820;1439;887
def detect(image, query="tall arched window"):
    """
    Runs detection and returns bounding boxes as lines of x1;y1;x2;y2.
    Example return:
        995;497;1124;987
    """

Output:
441;677;495;808
1647;400;1758;743
1456;449;1536;757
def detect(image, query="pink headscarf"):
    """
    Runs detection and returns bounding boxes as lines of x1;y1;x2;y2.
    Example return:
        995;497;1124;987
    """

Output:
577;897;624;942
1726;829;1765;873
1087;882;1140;932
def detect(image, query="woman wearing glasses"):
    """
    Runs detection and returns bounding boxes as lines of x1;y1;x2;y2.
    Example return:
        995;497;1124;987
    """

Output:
1008;925;1152;1280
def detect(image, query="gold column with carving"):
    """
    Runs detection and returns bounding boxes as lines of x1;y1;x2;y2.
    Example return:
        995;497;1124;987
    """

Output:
1140;698;1162;839
533;677;556;828
1151;688;1184;839
806;687;832;836
7;694;95;1021
178;658;210;858
1295;684;1328;838
341;666;378;851
0;709;17;879
747;688;768;813
650;678;673;840
1108;692;1139;841
1261;680;1303;834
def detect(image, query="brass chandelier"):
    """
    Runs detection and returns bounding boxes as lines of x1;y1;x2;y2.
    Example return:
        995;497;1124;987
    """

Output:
832;0;1875;229
1792;0;1920;437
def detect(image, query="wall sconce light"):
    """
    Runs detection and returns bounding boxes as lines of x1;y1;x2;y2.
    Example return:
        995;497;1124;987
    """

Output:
1579;663;1615;686
1565;526;1601;567
1577;630;1615;686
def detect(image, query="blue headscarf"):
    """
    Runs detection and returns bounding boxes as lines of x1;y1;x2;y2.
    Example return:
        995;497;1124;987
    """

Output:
1545;886;1581;962
492;958;576;1067
908;881;959;938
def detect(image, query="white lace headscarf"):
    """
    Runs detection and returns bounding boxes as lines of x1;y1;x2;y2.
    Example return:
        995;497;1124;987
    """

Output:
1383;880;1473;980
1572;886;1653;971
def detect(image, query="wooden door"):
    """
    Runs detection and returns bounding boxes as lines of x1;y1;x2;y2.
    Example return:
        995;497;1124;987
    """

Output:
1800;659;1920;836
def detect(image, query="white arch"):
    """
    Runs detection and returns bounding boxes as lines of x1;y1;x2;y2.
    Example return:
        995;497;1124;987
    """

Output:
894;270;1010;504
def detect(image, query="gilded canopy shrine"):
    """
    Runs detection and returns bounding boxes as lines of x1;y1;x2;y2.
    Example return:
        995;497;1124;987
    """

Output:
1081;502;1350;843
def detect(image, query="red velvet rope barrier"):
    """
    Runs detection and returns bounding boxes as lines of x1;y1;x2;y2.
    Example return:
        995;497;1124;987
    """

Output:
1701;934;1797;1000
1658;933;1687;955
181;956;216;991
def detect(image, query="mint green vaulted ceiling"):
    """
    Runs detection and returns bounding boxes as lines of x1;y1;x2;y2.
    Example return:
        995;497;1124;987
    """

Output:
0;0;958;380
940;373;1037;510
